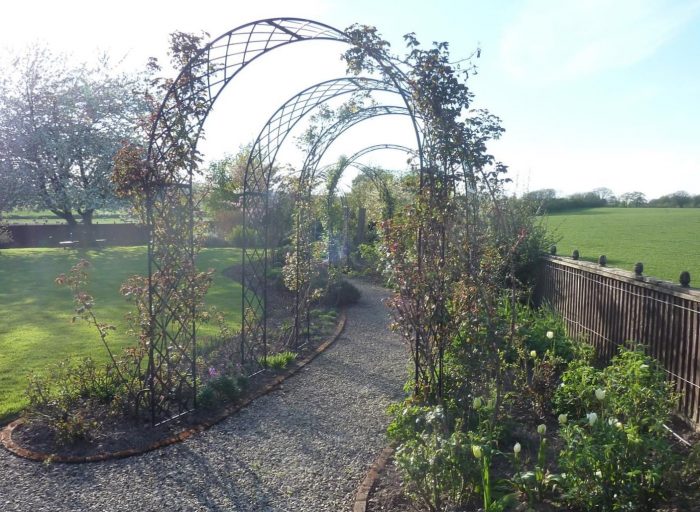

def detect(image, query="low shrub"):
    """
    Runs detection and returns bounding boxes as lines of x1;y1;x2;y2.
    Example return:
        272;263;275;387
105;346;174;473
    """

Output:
0;222;12;249
202;235;231;248
356;242;384;274
555;345;679;510
227;225;262;247
323;278;361;307
390;404;478;511
260;350;297;370
24;357;123;444
197;373;248;409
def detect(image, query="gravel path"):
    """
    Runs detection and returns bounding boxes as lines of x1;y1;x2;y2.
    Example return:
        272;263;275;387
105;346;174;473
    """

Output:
0;280;408;511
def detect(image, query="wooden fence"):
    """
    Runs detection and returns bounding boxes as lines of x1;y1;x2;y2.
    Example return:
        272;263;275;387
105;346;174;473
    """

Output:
535;255;700;428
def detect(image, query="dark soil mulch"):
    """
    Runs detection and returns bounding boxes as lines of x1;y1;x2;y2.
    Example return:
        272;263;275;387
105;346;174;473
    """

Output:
10;353;325;460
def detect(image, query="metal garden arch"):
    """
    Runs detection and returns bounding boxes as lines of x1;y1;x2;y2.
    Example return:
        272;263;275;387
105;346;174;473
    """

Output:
144;18;424;423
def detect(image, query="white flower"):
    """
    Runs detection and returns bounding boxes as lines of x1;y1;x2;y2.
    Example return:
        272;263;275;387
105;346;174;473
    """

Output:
587;412;598;426
558;413;568;425
595;388;606;401
530;350;537;358
595;470;603;478
513;442;522;455
546;331;554;339
472;445;482;459
425;406;443;424
537;424;547;435
615;421;623;429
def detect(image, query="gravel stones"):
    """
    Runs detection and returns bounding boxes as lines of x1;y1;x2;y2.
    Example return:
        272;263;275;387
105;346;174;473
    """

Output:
0;280;407;511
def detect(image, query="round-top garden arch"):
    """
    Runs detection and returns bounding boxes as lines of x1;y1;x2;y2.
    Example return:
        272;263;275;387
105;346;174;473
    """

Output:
143;18;425;424
239;76;420;363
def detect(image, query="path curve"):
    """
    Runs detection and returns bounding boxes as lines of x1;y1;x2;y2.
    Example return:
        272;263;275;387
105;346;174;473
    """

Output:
0;280;408;511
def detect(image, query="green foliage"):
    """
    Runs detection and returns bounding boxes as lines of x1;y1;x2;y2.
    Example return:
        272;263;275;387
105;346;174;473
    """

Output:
260;351;297;370
24;357;123;445
227;225;263;247
0;221;12;246
552;359;603;419
388;391;517;511
511;425;563;507
559;418;677;511
555;345;676;432
197;373;248;409
556;345;679;510
356;242;385;277
322;278;361;307
196;385;217;409
390;404;478;511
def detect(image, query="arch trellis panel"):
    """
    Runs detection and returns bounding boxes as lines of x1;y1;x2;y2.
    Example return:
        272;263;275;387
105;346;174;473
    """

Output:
293;106;418;348
244;97;419;359
241;75;420;362
320;144;416;267
144;19;353;424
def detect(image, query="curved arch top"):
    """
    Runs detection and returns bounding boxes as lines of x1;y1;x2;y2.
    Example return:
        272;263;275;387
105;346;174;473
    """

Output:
147;18;350;178
299;104;417;186
245;76;405;195
344;143;417;168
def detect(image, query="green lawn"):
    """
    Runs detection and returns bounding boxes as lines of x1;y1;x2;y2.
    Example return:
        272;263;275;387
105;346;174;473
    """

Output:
0;246;242;420
545;208;700;283
4;208;128;225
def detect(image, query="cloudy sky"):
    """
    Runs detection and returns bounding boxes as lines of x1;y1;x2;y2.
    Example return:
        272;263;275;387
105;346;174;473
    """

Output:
1;0;698;199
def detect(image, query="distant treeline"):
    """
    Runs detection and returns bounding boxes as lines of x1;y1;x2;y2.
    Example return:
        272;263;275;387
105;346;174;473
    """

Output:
523;188;700;213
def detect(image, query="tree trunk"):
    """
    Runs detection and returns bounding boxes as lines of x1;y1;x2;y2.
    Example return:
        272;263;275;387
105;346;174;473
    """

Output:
52;209;78;226
80;209;94;225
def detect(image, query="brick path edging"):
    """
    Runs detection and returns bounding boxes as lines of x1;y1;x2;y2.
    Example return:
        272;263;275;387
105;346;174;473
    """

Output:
352;445;395;512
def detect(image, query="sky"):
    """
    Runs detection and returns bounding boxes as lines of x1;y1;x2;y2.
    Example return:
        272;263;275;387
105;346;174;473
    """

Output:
1;0;699;199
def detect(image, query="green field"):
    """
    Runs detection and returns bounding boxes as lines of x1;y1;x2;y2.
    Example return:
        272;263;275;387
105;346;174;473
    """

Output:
0;246;242;420
545;208;700;283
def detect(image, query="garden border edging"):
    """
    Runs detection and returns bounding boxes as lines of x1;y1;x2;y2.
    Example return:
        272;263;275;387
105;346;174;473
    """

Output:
352;445;395;512
0;310;346;464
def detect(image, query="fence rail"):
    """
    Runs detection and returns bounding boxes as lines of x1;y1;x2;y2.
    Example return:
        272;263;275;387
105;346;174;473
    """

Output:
536;256;700;428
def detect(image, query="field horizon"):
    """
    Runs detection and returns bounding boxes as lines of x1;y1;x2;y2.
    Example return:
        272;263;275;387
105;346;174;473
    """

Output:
544;207;700;284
